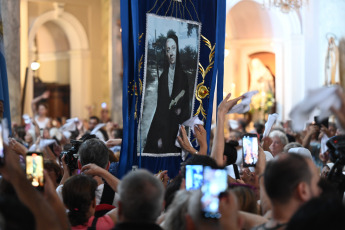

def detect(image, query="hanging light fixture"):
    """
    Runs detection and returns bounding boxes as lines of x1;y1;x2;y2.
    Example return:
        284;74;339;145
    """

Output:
262;0;308;13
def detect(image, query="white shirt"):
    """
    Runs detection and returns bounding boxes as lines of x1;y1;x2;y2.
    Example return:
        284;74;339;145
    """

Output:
56;183;119;207
168;66;175;97
35;116;50;129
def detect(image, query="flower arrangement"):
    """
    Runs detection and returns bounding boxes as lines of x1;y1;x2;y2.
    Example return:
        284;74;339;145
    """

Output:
250;91;275;121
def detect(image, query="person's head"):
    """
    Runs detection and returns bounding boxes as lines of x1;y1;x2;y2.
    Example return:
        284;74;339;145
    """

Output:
164;173;183;211
231;184;258;214
328;122;337;137
264;153;321;206
117;169;164;223
269;130;288;156
283;142;302;152
100;108;109;122
164;189;193;230
288;147;313;159
254;122;265;135
37;103;48;117
88;116;100;131
165;33;179;67
229;130;242;142
44;160;62;187
78;138;109;169
286;196;345;230
62;175;98;226
25;129;36;145
223;140;239;166
42;127;50;139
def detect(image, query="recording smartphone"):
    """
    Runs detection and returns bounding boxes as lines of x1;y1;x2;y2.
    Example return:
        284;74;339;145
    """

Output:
26;152;44;191
0;124;4;166
201;166;228;219
242;133;259;167
185;165;203;190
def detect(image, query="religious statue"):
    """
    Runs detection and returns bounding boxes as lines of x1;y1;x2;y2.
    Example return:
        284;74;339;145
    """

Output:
325;35;339;85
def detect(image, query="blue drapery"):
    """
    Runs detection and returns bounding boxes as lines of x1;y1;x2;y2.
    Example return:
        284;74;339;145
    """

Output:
0;11;12;134
118;0;226;179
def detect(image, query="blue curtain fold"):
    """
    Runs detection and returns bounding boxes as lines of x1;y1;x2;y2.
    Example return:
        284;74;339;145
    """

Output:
0;12;12;134
118;0;226;179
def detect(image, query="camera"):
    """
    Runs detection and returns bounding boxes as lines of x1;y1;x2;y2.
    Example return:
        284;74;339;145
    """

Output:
326;135;345;164
326;135;345;199
60;134;96;172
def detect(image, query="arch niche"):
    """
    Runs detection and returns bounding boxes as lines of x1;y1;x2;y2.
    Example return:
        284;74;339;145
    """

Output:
28;9;90;118
225;0;304;120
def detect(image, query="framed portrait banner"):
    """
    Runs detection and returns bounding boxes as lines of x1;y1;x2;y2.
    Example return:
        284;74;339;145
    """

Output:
119;0;226;178
139;14;201;156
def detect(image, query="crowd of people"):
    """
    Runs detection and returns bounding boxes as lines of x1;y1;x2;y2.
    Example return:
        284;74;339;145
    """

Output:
1;88;345;230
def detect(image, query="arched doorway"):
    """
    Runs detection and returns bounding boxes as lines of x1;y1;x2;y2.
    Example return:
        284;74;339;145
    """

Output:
27;8;90;119
33;21;71;118
224;0;304;120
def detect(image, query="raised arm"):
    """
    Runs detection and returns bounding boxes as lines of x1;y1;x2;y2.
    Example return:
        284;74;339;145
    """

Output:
177;124;207;155
81;163;120;192
210;93;242;166
0;146;64;230
31;91;50;115
302;125;319;149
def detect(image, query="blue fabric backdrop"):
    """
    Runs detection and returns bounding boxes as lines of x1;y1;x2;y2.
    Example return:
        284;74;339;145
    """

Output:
0;11;12;134
118;0;226;179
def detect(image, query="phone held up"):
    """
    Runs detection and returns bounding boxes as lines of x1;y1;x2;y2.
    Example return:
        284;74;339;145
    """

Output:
26;151;44;191
201;166;228;219
242;133;259;167
185;165;204;191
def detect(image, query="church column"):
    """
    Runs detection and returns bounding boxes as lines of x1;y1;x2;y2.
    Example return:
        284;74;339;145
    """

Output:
111;0;123;125
1;0;21;124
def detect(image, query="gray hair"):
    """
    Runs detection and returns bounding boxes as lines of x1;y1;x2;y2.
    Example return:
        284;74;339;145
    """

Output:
269;130;289;146
118;169;164;223
283;142;302;152
78;138;109;168
164;190;193;230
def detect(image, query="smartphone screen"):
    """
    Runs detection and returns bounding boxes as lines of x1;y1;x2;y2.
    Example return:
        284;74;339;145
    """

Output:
201;166;228;219
242;134;259;167
0;124;4;166
26;152;44;190
185;165;203;190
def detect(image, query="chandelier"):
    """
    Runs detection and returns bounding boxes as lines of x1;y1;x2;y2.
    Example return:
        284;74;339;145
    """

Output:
262;0;308;13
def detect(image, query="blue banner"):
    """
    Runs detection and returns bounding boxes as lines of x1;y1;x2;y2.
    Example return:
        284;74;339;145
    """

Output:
119;0;226;178
0;8;11;134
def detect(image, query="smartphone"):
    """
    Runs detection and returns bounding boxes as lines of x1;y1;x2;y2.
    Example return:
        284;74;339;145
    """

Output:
314;116;329;128
242;133;259;167
26;152;44;190
0;124;4;166
201;166;228;219
185;165;203;190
